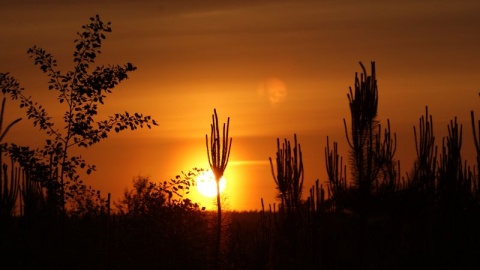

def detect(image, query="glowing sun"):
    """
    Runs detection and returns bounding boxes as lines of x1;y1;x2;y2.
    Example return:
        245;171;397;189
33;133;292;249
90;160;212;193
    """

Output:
196;170;226;197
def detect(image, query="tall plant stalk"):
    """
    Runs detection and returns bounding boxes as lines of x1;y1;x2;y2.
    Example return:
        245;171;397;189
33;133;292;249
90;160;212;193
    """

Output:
206;108;232;269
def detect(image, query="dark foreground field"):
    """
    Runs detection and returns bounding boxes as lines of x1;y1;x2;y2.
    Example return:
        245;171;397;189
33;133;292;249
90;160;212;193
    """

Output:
2;202;480;270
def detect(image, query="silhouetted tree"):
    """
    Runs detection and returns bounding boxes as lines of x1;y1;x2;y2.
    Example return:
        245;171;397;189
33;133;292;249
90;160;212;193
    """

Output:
116;169;202;216
111;171;207;269
116;176;166;217
0;15;158;215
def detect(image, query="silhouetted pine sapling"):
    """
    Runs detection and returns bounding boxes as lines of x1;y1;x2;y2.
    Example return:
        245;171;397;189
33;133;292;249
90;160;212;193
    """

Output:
470;93;480;201
206;108;232;270
343;61;380;201
256;199;289;269
437;117;472;213
269;133;304;217
0;15;158;215
302;179;325;268
325;136;347;211
373;119;399;195
255;198;273;268
306;179;325;217
408;106;437;205
343;61;399;211
268;134;306;268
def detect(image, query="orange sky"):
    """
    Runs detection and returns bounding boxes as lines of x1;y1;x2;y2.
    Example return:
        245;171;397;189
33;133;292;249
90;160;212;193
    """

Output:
1;0;480;210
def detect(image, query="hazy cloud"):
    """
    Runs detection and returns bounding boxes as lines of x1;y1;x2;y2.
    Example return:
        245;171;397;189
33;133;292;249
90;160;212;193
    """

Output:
257;77;287;107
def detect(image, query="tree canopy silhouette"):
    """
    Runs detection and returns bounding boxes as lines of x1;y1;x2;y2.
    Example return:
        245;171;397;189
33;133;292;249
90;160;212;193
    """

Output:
0;15;158;215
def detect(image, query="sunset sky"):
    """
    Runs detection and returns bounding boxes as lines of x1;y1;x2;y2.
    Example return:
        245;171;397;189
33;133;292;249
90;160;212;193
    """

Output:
1;0;479;210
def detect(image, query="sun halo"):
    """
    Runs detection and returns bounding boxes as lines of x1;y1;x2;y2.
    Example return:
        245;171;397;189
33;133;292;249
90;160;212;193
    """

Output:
196;170;226;198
